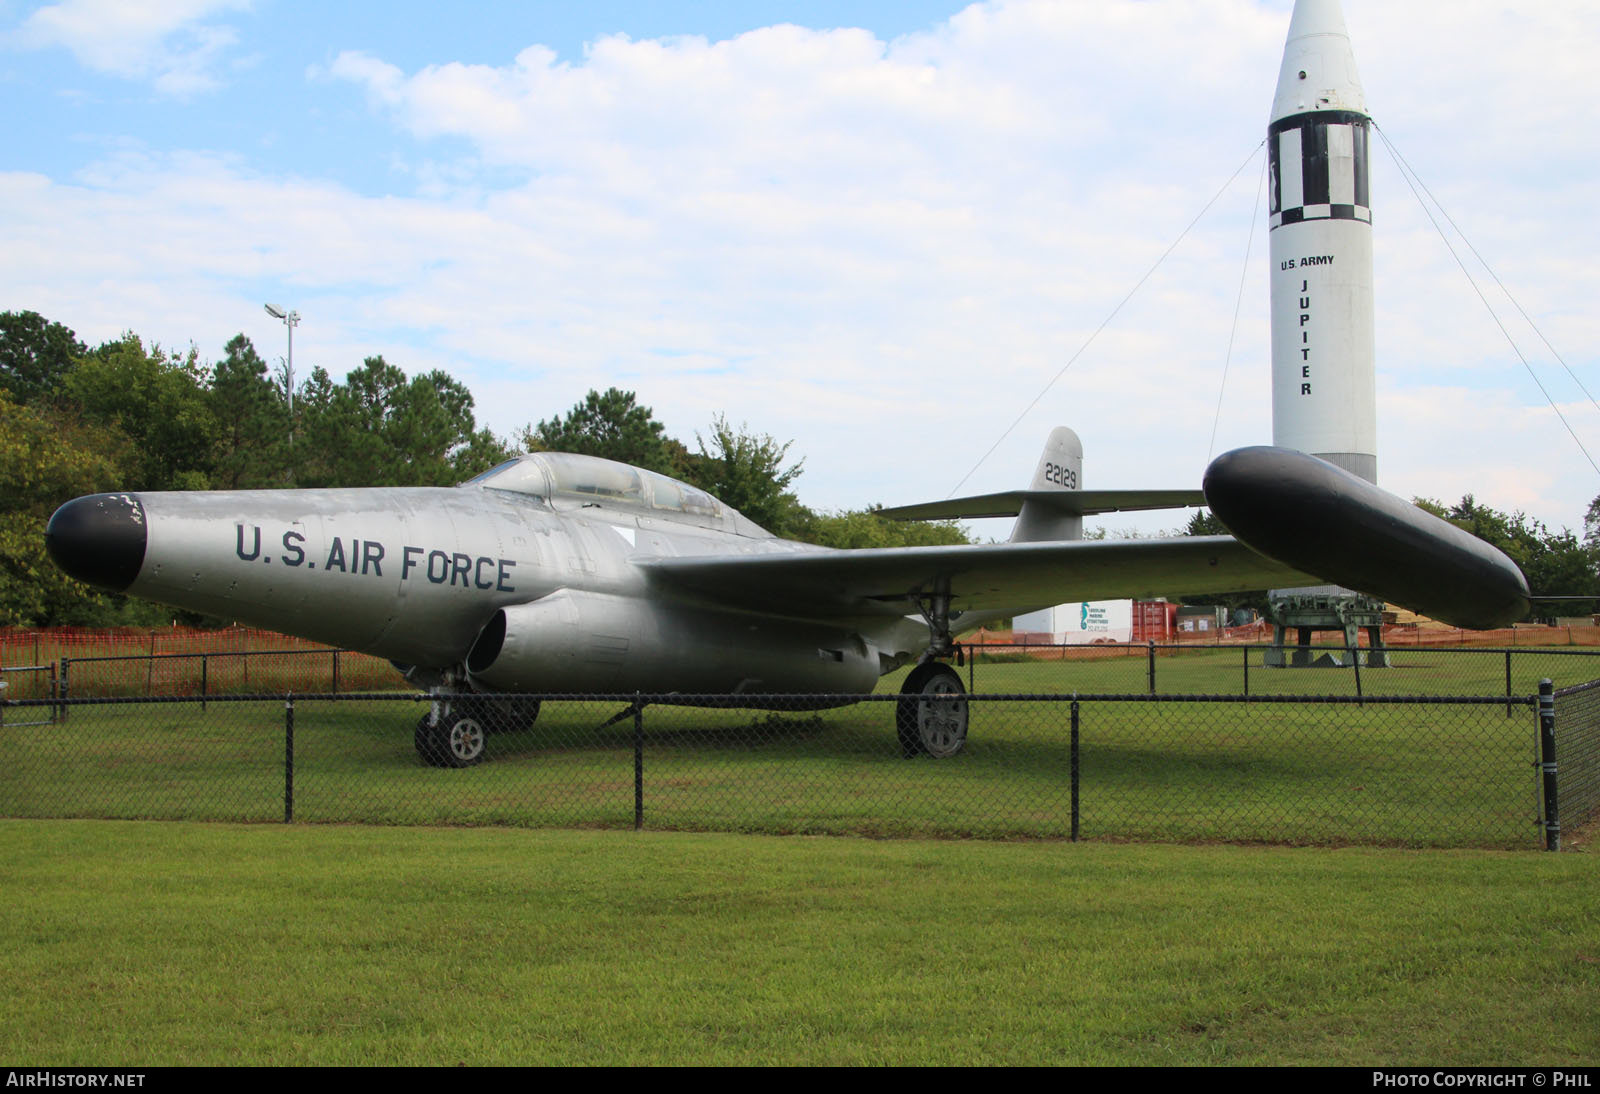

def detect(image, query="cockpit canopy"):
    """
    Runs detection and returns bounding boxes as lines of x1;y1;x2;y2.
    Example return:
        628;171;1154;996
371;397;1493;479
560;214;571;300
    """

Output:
463;452;772;537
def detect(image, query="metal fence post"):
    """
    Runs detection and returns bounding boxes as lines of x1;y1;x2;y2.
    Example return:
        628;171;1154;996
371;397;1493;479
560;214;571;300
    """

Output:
1538;679;1558;851
200;655;208;713
633;693;644;831
1147;641;1156;695
1242;646;1250;699
1505;650;1514;718
58;658;69;723
332;651;340;695
1070;698;1081;842
1351;643;1364;706
284;694;295;824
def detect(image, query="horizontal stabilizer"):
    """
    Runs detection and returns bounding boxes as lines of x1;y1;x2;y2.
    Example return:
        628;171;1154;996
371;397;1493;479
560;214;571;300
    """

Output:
879;489;1206;522
1203;446;1531;630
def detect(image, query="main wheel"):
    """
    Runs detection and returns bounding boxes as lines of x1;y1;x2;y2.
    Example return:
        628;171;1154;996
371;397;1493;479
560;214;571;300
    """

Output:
896;662;968;758
415;712;487;767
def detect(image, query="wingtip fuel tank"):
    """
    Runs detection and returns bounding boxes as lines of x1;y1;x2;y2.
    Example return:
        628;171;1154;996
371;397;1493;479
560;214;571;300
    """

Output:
1203;446;1531;630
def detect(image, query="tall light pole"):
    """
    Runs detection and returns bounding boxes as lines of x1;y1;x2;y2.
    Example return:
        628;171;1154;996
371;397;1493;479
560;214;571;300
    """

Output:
264;303;299;446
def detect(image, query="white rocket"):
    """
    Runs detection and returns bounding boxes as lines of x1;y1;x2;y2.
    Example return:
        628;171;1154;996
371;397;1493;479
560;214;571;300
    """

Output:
1268;0;1377;484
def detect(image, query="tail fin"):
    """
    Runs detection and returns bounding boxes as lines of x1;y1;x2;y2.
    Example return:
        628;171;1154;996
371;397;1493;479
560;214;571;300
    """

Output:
1009;427;1084;543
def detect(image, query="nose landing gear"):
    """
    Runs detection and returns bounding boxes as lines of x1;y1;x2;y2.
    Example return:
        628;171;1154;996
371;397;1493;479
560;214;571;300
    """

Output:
415;710;487;767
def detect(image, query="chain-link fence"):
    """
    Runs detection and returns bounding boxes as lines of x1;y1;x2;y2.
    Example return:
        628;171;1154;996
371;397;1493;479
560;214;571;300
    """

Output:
12;642;1598;708
2;688;1563;848
1552;679;1600;837
962;642;1600;703
12;633;1600;700
0;663;58;713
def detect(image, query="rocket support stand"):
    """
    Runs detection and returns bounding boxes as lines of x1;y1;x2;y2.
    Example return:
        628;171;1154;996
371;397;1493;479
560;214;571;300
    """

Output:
1264;591;1391;668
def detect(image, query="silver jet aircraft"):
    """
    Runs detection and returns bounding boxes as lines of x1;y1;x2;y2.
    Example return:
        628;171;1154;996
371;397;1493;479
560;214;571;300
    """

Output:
45;427;1530;766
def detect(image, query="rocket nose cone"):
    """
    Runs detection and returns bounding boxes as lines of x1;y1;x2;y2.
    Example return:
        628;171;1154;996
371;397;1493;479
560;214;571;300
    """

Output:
45;493;148;592
1271;0;1367;121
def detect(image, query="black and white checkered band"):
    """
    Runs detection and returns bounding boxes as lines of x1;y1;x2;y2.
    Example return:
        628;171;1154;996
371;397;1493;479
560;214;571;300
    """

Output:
1268;109;1371;230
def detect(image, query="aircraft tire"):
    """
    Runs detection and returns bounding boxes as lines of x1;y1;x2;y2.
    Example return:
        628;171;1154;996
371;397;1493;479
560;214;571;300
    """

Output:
414;712;487;767
414;714;441;766
896;662;968;759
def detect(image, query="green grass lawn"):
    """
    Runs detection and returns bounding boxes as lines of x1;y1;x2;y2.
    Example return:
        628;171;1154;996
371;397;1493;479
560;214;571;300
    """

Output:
3;646;1596;1066
1;820;1596;1066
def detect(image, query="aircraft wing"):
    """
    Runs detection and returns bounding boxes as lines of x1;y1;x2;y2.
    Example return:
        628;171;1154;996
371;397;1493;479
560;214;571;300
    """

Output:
644;445;1536;631
638;536;1309;620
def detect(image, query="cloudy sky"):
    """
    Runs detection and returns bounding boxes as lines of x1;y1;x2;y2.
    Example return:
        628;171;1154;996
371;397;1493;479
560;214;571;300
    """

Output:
4;0;1597;536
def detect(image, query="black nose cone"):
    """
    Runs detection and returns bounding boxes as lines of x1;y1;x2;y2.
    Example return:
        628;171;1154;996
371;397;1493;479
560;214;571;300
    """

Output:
45;493;148;592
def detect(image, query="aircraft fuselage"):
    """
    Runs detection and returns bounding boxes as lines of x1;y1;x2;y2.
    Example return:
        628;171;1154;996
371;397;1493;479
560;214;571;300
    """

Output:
55;481;920;697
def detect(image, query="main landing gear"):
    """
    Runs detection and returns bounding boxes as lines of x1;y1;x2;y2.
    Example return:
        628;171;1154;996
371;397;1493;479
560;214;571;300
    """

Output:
414;692;542;768
898;581;969;758
897;661;968;758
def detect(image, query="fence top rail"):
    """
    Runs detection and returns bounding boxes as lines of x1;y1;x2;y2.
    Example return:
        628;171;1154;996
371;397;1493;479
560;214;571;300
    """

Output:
966;641;1600;656
1553;678;1600;699
58;648;357;665
0;664;53;673
2;689;1540;709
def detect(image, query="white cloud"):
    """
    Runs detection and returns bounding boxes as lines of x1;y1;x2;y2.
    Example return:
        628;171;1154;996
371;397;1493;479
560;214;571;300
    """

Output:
322;50;405;107
14;0;249;94
6;0;1599;533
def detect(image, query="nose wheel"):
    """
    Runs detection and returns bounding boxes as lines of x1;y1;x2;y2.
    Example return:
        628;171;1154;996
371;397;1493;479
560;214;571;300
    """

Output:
415;711;487;767
897;661;968;758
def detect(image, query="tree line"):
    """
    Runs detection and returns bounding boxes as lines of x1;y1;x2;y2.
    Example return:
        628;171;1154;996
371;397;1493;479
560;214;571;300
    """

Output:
0;310;967;628
5;307;1592;629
